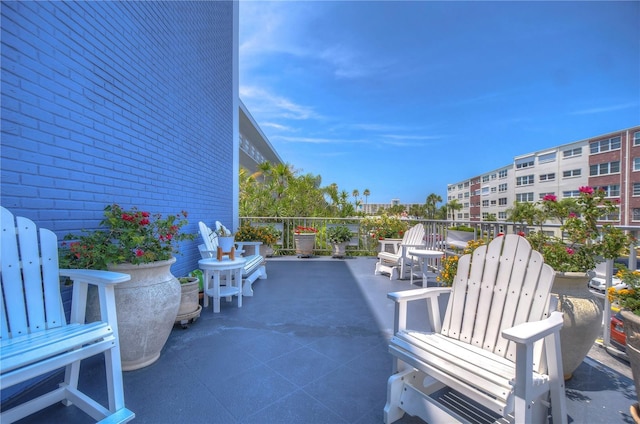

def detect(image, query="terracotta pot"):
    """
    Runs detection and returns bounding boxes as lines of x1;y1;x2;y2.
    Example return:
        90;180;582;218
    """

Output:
621;309;640;416
294;233;315;257
551;271;603;380
87;258;181;371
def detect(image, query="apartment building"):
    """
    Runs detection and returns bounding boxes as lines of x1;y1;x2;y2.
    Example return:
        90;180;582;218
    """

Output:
447;126;640;225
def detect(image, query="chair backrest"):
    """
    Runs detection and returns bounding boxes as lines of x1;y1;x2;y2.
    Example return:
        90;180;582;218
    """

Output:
441;234;554;363
402;224;425;246
1;206;66;340
199;221;219;252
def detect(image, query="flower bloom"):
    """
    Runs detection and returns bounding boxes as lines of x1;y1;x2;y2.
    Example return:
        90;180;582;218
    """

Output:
542;194;557;202
517;231;526;237
578;186;594;195
568;212;577;218
566;248;574;255
135;249;145;257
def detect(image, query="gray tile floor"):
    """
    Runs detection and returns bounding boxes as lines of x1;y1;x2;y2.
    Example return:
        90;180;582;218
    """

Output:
6;257;638;423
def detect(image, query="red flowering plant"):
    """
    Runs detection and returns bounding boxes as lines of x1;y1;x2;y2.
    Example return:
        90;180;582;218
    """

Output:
525;187;630;273
294;225;318;234
60;204;195;270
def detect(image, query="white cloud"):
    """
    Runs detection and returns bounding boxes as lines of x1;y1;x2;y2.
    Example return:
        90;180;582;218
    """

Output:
570;102;638;116
240;85;320;121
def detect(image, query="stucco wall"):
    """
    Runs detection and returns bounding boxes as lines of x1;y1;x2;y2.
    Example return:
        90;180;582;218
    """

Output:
1;1;238;276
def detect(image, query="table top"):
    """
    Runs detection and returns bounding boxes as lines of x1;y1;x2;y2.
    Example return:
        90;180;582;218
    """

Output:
408;249;443;257
198;257;247;269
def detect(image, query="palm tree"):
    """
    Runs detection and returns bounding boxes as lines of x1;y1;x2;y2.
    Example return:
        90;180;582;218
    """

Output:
425;193;442;219
447;199;462;222
363;188;370;205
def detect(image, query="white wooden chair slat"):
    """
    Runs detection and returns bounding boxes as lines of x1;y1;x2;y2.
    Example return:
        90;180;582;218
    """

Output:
0;206;134;423
375;224;426;280
384;234;567;424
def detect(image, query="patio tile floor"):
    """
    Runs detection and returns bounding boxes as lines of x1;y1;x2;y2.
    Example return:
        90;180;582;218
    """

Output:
6;257;637;423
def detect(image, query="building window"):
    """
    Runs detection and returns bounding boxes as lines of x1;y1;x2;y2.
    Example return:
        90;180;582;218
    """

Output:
482;186;490;195
464;192;469;198
634;208;640;221
516;175;535;186
634;157;640;171
597;185;620;197
498;198;507;206
499;169;508;178
498;211;507;219
563;147;582;158
538;152;556;163
590;161;620;176
539;192;555;199
601;209;620;222
490;200;497;206
516;157;535;169
563;190;581;198
490;173;497;180
482;200;489;207
516;192;534;202
563;169;581;178
458;193;463;199
539;173;555;182
634;131;640;146
590;136;621;154
491;187;497;193
634;183;640;197
482;175;489;182
498;183;507;192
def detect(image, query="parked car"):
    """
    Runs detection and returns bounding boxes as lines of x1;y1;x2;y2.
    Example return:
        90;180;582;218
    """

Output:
589;276;627;293
610;312;626;349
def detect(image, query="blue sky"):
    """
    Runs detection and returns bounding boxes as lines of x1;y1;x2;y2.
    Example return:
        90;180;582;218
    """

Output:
239;1;639;205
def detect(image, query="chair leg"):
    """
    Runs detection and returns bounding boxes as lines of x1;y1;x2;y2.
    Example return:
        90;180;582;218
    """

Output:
384;370;410;424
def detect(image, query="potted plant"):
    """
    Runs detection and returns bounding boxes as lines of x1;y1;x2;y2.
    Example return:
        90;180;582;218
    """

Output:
175;271;202;328
525;186;631;379
608;266;640;419
215;225;235;253
294;225;318;257
361;215;409;254
235;223;281;257
59;203;195;370
327;225;352;258
437;239;485;287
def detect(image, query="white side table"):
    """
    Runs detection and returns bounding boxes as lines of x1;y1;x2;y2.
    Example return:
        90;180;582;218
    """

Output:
199;257;246;313
408;249;443;287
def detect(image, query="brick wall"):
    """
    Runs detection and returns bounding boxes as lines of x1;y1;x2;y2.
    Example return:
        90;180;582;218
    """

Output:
1;1;237;276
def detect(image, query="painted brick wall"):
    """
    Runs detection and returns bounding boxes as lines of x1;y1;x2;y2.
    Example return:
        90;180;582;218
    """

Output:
1;1;237;276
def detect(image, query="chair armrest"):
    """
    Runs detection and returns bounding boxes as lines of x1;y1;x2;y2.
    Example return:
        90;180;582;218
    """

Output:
379;238;402;253
59;269;131;326
502;311;564;345
388;287;452;334
388;287;451;303
235;241;262;257
59;269;131;286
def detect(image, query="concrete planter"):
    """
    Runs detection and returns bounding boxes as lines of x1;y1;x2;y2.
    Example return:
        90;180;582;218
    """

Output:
294;233;316;257
88;258;181;371
551;271;603;380
331;241;348;258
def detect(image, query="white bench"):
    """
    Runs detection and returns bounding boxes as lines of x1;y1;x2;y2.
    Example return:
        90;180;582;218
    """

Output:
384;234;567;424
198;221;266;296
1;206;134;424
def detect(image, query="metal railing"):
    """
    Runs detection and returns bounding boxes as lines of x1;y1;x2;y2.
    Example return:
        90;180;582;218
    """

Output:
239;217;640;262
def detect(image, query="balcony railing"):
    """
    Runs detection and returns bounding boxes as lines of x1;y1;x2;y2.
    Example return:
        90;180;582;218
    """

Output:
240;217;640;265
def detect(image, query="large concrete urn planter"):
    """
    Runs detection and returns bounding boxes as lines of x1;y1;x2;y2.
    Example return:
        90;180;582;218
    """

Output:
88;257;181;371
621;309;640;422
551;271;603;380
331;241;348;258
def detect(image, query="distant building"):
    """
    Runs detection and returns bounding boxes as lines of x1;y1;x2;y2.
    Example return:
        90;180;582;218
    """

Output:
447;125;640;226
239;99;283;173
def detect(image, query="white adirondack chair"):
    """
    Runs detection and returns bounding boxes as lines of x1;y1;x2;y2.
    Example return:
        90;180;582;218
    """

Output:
384;234;567;424
0;206;134;423
375;224;426;280
198;221;266;297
